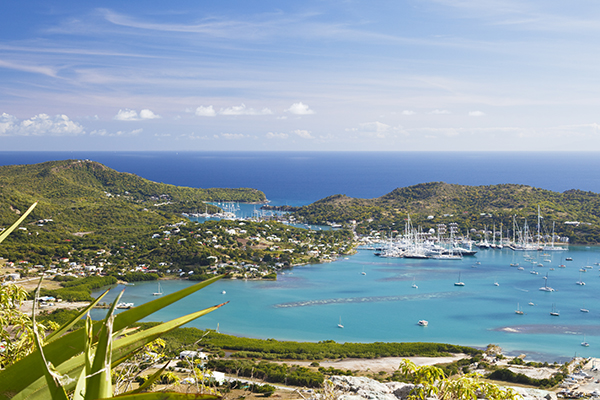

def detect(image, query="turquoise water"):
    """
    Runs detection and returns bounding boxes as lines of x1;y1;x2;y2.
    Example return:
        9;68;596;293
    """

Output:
92;246;600;362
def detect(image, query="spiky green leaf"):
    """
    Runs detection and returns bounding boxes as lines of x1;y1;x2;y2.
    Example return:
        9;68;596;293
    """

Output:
0;275;224;400
45;289;110;343
0;202;37;244
85;290;123;400
10;302;227;400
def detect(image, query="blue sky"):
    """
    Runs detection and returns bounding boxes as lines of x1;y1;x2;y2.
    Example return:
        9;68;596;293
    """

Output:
1;1;600;151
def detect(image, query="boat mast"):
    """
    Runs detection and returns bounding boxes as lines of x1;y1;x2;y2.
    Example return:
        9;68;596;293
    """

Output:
537;205;541;249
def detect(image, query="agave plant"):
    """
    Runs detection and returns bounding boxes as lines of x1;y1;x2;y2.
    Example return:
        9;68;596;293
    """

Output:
0;202;226;399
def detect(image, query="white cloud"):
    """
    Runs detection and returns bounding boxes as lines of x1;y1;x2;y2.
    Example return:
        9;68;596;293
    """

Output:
0;59;57;77
468;111;485;117
266;132;289;139
401;110;416;115
346;121;409;138
0;113;84;136
90;128;142;136
114;109;139;121
114;108;160;121
286;102;315;115
0;113;18;135
356;121;392;138
430;109;452;114
139;109;160;119
220;104;272;116
293;129;314;139
195;105;216;117
220;133;250;139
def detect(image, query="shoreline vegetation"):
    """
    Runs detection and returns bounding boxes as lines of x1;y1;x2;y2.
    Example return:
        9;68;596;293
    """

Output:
34;307;575;392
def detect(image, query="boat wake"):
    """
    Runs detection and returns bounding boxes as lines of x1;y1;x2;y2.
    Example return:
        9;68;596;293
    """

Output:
274;291;461;308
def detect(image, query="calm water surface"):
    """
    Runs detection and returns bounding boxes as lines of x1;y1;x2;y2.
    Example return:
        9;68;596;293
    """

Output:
93;246;600;362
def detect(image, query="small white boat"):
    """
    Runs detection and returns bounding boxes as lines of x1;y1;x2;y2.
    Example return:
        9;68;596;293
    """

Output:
515;303;524;315
116;302;134;309
412;278;418;289
418;320;428;326
581;308;590;313
528;301;535;306
550;304;560;316
338;316;344;329
153;282;163;296
582;335;589;347
222;290;226;294
454;272;465;287
539;278;555;292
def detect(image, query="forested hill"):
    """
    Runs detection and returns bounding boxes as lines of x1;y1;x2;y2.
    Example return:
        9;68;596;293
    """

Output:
0;159;265;234
292;182;600;243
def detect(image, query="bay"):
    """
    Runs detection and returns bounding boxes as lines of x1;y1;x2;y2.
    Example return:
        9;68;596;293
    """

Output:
93;245;600;363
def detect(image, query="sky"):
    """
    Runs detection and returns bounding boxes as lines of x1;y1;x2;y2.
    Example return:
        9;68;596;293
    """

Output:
1;0;600;151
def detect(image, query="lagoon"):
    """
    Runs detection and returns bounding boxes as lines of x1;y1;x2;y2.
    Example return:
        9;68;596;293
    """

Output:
93;245;600;363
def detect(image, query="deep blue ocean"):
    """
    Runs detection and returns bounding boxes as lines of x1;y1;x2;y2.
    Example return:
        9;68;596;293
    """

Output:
3;151;600;362
2;151;600;205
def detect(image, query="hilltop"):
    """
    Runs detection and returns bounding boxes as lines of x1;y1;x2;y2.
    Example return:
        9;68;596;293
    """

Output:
0;159;265;235
291;182;600;243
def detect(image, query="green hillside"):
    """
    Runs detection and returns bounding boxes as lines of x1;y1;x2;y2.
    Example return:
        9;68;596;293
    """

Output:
0;159;265;235
292;182;600;243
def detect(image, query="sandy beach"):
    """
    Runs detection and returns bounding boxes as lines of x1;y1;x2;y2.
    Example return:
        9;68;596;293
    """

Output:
276;354;469;373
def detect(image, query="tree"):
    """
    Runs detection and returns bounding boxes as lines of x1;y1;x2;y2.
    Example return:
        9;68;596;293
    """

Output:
396;359;519;400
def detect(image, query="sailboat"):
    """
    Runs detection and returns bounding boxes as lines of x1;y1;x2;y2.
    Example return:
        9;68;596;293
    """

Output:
412;278;418;289
361;265;366;275
337;317;344;329
576;272;586;286
582;335;590;347
153;282;163;296
493;277;499;286
539;277;555;292
515;303;524;315
454;272;465;286
550;304;560;316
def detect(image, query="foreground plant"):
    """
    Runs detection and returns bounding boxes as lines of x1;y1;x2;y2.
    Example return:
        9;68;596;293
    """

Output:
0;202;226;399
397;359;520;400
